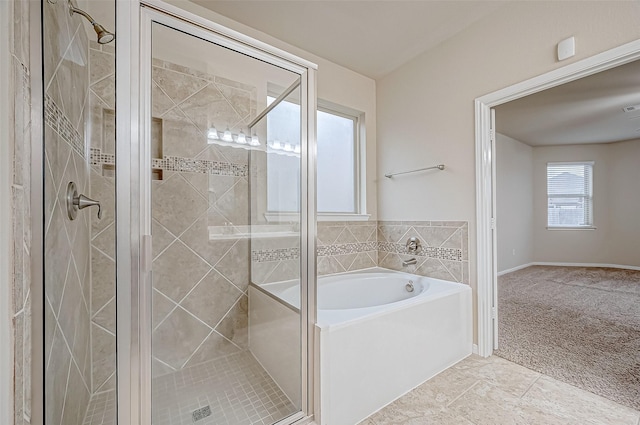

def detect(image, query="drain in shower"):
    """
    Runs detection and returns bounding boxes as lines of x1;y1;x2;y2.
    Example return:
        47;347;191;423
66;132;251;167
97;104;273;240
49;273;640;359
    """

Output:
192;406;211;422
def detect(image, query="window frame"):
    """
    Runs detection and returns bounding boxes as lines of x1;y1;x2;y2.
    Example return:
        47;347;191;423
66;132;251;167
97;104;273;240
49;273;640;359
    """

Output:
264;95;369;222
546;161;595;230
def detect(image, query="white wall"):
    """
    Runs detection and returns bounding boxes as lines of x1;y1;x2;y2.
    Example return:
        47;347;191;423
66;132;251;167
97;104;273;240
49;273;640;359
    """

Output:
533;140;640;268
0;0;14;422
376;1;640;341
496;133;533;273
608;139;640;267
166;0;378;219
532;143;611;264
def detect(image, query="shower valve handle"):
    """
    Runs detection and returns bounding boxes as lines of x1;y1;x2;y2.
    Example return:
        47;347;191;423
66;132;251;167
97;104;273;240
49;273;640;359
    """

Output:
66;182;102;220
75;194;102;219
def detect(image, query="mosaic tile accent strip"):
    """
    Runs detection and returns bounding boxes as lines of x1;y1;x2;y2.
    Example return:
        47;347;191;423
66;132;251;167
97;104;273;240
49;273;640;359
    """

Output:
45;94;85;158
377;241;463;262
154;156;248;177
90;147;115;166
89;147;249;177
252;247;299;262
317;242;378;257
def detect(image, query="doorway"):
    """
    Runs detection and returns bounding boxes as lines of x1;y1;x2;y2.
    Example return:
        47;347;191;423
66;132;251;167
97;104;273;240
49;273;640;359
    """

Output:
475;38;640;357
475;38;640;411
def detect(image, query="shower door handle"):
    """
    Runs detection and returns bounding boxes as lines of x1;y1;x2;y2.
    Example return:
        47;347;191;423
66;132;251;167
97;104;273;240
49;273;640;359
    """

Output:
67;181;102;220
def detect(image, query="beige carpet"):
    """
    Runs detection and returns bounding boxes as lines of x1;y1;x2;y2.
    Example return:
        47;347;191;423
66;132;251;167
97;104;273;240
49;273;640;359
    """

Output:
495;265;640;411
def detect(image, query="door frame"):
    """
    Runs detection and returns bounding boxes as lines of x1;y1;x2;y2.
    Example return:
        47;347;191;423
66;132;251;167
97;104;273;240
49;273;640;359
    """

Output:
116;1;318;424
474;38;640;357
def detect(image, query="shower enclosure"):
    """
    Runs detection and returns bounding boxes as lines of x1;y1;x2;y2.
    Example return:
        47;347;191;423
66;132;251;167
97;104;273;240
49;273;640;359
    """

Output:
42;1;317;424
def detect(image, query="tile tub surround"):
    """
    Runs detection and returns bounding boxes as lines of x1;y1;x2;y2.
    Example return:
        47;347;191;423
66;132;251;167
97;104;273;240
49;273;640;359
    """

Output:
44;0;92;424
377;221;469;284
361;355;640;425
250;221;378;284
251;220;470;284
317;221;378;275
9;0;32;424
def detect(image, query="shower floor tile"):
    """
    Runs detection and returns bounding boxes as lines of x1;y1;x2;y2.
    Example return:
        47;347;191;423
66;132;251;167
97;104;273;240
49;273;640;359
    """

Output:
82;351;297;425
83;390;116;425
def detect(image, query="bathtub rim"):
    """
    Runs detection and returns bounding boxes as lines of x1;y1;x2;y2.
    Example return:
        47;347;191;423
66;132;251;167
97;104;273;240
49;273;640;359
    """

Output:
253;267;471;330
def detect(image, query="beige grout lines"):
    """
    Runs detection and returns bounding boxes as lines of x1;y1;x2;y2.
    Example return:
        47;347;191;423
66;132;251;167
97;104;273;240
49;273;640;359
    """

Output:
520;374;542;399
149;202;248;369
445;379;481;409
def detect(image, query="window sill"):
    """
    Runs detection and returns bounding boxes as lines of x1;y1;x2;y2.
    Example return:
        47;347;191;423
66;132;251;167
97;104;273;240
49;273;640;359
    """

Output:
264;212;371;223
546;226;597;231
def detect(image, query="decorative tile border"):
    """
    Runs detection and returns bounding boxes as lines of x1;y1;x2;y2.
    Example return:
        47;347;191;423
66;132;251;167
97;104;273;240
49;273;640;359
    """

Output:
252;247;299;262
45;94;84;158
90;148;114;166
154;156;248;177
89;147;249;177
317;242;378;257
377;241;463;262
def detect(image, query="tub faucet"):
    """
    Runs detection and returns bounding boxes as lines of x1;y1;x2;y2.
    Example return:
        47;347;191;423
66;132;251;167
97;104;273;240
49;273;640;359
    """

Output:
402;258;417;266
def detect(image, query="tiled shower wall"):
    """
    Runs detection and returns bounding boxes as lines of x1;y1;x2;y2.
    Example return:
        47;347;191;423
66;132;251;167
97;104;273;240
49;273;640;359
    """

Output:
10;0;32;424
150;59;256;376
88;41;117;394
43;0;92;424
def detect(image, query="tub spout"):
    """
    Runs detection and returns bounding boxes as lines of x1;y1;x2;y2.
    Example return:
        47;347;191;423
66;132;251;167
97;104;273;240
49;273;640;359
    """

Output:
402;258;417;266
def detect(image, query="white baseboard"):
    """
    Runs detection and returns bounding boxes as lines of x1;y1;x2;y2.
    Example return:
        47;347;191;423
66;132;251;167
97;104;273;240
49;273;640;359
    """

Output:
472;344;478;355
499;262;640;276
497;263;534;276
532;262;640;271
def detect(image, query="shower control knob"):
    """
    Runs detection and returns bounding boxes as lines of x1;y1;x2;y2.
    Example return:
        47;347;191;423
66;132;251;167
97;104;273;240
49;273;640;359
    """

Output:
67;182;102;220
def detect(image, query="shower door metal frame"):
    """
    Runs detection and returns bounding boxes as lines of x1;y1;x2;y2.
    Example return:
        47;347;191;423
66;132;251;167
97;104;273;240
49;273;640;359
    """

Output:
117;1;318;424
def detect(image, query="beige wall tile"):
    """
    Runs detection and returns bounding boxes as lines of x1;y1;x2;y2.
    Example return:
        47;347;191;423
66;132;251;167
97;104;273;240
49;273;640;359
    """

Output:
152;174;208;236
180;270;243;328
152;307;211;369
91;324;115;392
214;239;250;291
152;66;208;106
91;247;115;314
179;216;237;266
153;240;211;302
215;295;249;349
184;331;240;368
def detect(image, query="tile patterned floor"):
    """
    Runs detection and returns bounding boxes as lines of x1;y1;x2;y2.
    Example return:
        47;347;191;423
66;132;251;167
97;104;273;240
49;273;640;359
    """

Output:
361;354;640;425
85;352;640;425
83;351;297;425
83;390;116;425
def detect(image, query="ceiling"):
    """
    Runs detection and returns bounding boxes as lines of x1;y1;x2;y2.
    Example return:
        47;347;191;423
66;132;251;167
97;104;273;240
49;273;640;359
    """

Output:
190;0;503;79
495;59;640;146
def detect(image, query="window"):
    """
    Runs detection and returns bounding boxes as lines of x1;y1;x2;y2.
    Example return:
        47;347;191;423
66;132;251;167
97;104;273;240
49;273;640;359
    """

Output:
266;97;363;218
547;162;593;228
317;107;357;213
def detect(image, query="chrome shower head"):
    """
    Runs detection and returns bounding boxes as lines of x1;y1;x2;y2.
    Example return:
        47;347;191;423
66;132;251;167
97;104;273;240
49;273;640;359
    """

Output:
68;1;115;44
92;22;115;45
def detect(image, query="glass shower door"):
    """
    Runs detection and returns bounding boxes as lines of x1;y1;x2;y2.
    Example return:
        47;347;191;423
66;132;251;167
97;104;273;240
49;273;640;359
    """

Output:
145;15;309;425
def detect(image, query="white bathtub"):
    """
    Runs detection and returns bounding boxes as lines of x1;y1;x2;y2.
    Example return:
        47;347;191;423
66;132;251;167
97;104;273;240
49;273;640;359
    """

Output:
248;268;472;425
